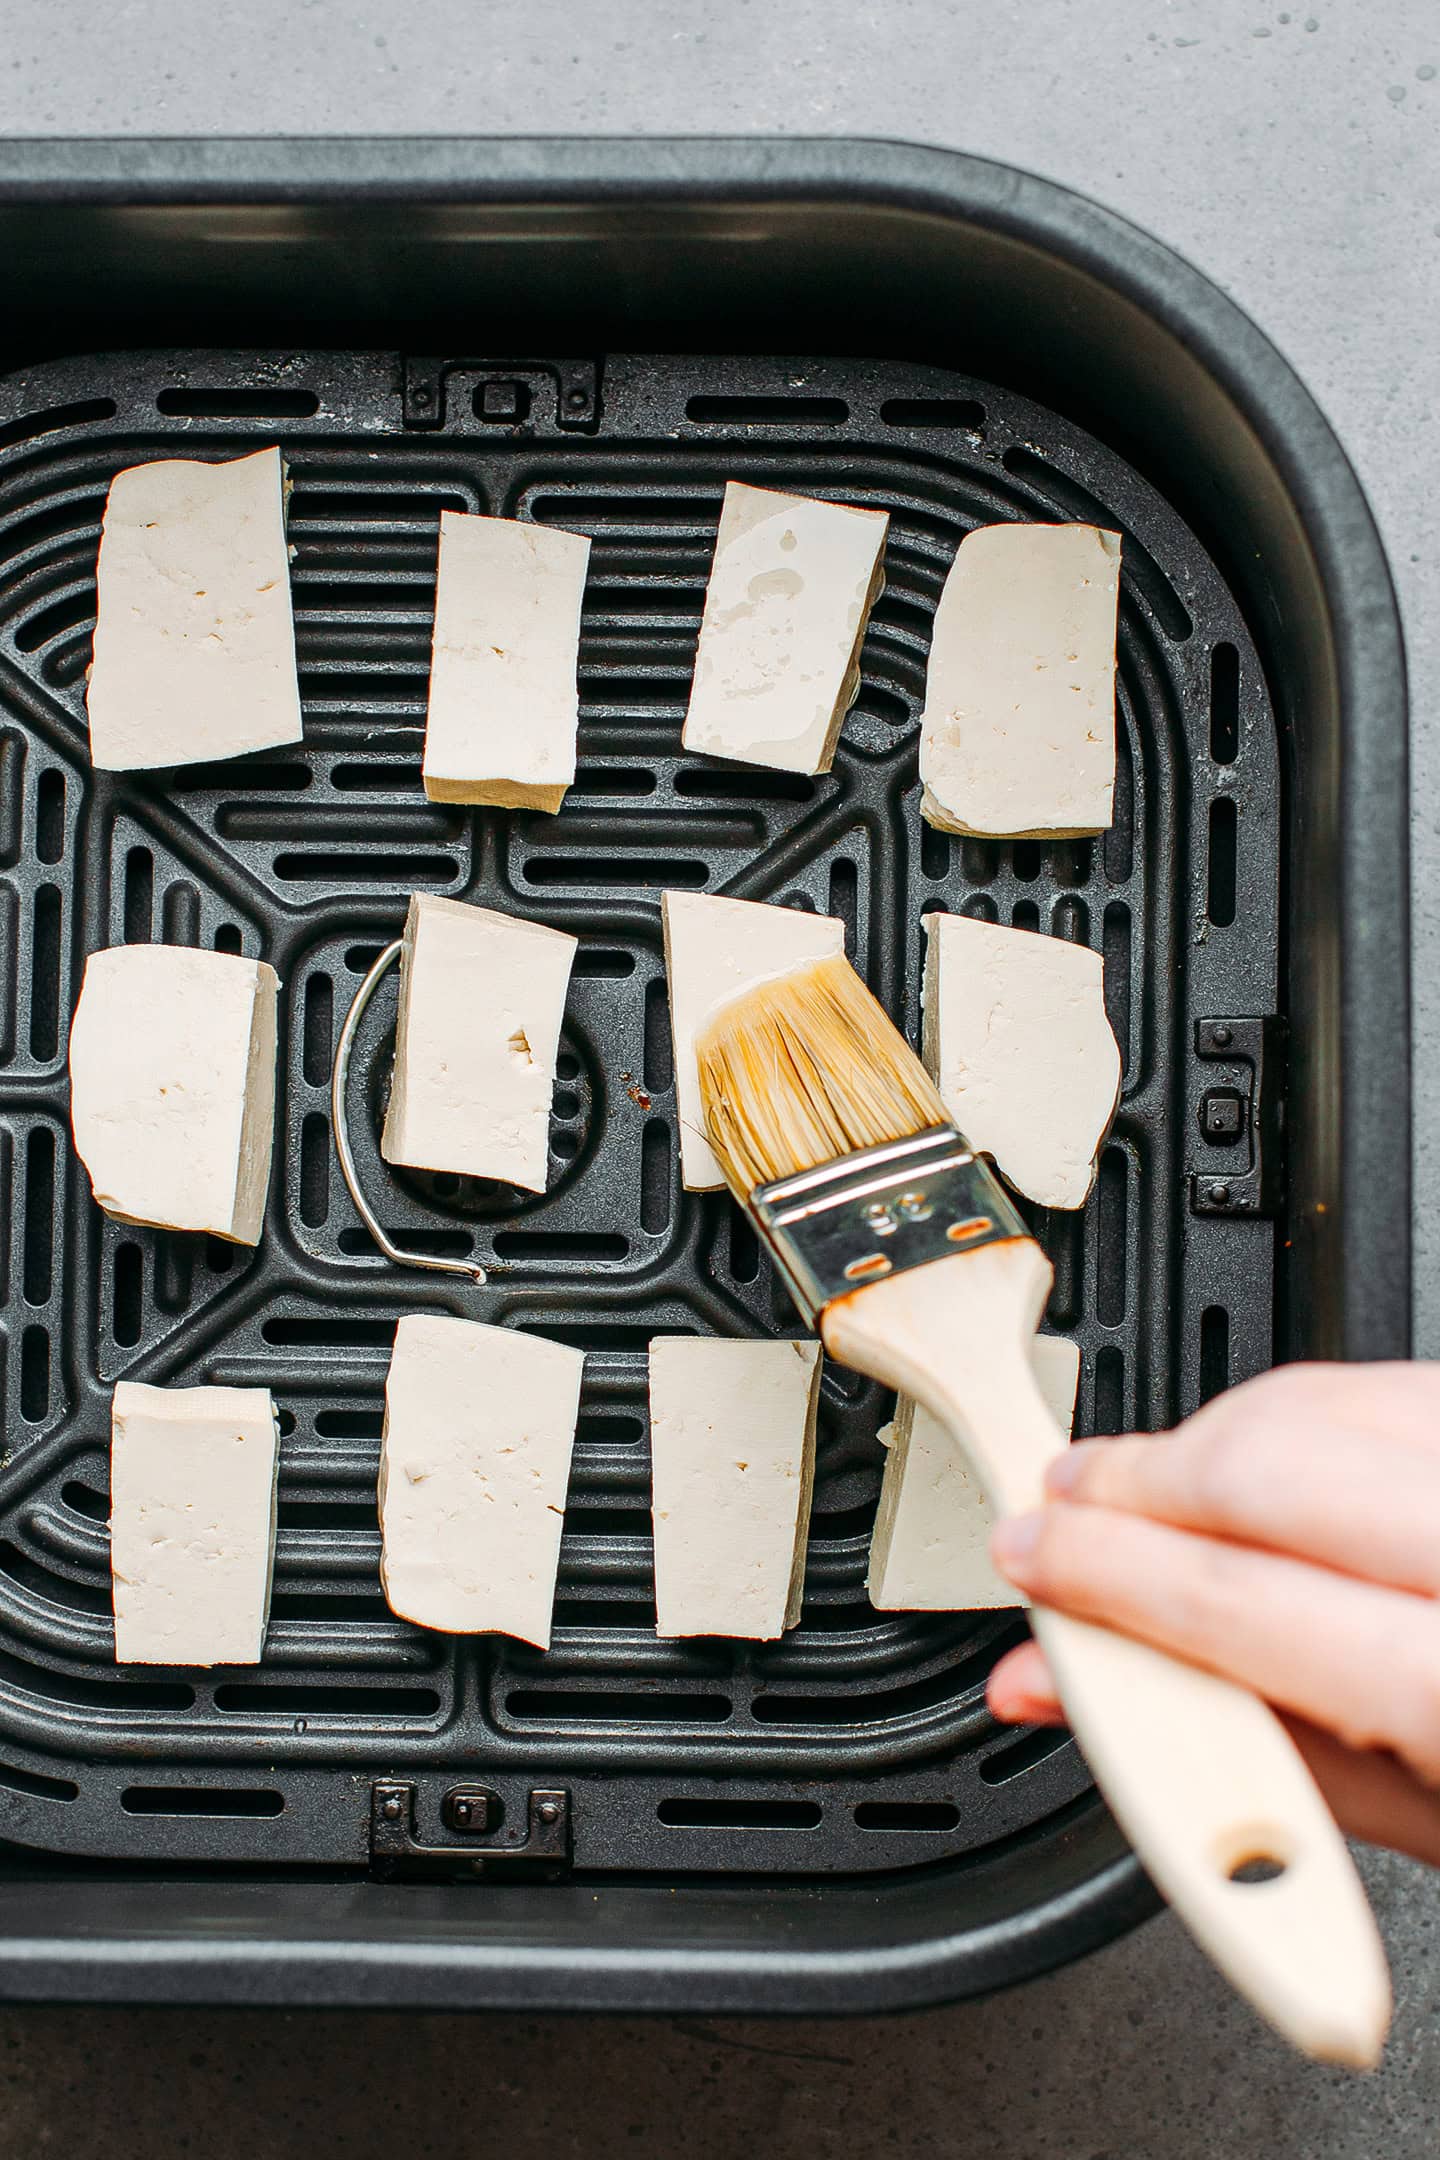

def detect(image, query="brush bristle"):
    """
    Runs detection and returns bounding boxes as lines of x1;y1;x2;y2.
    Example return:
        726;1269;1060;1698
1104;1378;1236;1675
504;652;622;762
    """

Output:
696;950;950;1196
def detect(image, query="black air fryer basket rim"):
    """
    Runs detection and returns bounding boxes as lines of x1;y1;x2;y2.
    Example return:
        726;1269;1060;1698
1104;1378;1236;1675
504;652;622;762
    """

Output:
0;135;1410;2011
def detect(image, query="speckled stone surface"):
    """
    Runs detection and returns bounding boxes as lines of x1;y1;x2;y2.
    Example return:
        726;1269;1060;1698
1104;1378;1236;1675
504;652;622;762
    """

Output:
0;1849;1426;2156
0;0;1436;2146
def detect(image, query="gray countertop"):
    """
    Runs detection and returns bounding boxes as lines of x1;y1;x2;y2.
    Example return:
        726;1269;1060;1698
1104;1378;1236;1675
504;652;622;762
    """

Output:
1;0;1437;2150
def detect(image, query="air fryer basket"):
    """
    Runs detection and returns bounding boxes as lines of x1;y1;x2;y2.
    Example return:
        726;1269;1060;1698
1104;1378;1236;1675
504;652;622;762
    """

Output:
0;137;1409;2011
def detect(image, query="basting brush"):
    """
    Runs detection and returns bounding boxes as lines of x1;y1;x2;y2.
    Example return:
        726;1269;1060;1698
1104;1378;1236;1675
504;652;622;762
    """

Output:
696;948;1389;2066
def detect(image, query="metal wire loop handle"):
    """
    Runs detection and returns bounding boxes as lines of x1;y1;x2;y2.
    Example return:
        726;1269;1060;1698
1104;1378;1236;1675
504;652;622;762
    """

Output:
330;939;488;1285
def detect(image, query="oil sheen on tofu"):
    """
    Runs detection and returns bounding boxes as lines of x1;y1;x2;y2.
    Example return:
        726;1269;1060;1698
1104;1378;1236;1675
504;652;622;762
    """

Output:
649;1335;823;1639
661;888;844;1191
380;894;577;1191
110;1381;281;1666
377;1314;585;1648
920;522;1121;838
868;1336;1080;1612
69;943;279;1243
86;445;303;772
422;511;591;813
922;910;1122;1211
682;481;888;776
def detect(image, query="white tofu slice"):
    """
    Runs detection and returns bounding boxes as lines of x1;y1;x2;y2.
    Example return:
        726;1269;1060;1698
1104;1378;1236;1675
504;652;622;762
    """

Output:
682;481;888;776
87;446;302;772
422;511;592;813
662;889;845;1189
923;911;1121;1211
868;1336;1080;1612
111;1381;281;1665
919;522;1121;837
378;1314;584;1647
380;894;577;1192
650;1335;823;1639
69;944;278;1244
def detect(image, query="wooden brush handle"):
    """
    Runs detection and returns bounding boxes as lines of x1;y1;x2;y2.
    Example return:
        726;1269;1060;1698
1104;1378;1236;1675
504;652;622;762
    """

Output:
823;1239;1390;2066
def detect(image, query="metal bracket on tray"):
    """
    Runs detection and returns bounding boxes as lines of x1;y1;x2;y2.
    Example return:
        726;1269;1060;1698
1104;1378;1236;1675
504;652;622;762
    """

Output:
1190;1016;1286;1219
331;940;488;1284
369;1782;572;1881
402;357;601;432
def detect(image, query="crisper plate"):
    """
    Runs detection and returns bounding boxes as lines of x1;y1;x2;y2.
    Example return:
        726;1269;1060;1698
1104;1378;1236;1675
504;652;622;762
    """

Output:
0;350;1279;1871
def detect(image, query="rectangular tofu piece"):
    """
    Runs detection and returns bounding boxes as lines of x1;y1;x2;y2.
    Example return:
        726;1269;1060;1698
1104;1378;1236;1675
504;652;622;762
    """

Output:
111;1381;280;1665
378;1314;584;1648
423;511;592;813
650;1335;823;1639
380;894;577;1191
923;911;1121;1210
69;944;278;1243
87;446;302;772
868;1337;1080;1612
662;889;845;1189
682;481;888;776
920;522;1121;837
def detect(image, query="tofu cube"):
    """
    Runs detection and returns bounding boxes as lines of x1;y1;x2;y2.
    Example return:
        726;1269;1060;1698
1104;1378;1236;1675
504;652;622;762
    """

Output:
662;889;845;1190
69;943;279;1244
378;1314;585;1647
380;895;577;1191
87;446;303;772
923;911;1121;1210
682;482;888;776
110;1381;281;1665
650;1335;823;1639
920;522;1121;837
423;511;592;813
868;1336;1080;1612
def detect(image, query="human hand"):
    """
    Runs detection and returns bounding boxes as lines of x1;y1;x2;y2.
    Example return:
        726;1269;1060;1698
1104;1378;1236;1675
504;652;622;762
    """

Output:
987;1362;1440;1866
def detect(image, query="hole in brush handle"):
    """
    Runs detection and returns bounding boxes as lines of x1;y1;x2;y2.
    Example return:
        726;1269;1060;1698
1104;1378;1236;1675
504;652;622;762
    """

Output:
1216;1823;1295;1886
1229;1856;1288;1885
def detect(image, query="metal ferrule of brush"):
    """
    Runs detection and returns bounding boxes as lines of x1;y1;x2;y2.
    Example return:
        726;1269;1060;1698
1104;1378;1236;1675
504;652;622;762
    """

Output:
747;1125;1030;1330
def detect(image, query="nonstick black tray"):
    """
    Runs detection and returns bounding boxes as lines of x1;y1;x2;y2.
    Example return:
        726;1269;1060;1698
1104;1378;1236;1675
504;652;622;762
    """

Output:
0;344;1279;1871
0;136;1408;2011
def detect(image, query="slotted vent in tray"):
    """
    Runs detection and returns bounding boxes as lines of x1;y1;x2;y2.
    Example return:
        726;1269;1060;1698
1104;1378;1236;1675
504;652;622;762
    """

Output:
0;352;1279;1872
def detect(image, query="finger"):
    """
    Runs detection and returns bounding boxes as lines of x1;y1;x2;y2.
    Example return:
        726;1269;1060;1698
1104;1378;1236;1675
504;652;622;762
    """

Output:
990;1501;1440;1788
987;1639;1066;1726
1192;1361;1440;1446
992;1634;1440;1869
1045;1384;1440;1597
1281;1716;1440;1870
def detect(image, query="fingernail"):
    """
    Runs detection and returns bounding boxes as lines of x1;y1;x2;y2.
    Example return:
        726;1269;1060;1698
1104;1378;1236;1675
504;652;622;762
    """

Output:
990;1511;1045;1574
